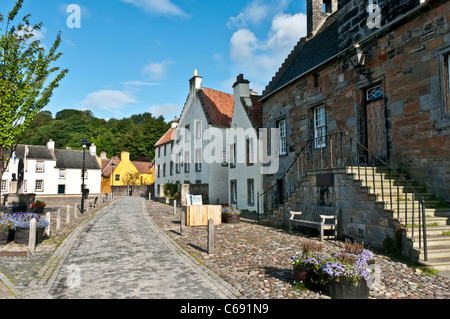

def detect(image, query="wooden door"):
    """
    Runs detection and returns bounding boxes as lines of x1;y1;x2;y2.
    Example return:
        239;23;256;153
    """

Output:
366;98;387;162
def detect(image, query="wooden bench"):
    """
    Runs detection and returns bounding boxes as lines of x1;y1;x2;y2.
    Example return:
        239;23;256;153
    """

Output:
289;205;339;241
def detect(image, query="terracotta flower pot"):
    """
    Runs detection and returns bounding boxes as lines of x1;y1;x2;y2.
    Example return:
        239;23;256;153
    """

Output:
224;214;240;224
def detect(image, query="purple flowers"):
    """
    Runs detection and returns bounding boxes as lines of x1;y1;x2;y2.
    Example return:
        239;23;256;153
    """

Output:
290;246;376;285
2;212;49;229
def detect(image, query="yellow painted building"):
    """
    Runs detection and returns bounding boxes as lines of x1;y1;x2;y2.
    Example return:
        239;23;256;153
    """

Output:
99;151;154;193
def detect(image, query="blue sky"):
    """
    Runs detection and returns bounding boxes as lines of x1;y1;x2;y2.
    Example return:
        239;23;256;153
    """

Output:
1;0;308;121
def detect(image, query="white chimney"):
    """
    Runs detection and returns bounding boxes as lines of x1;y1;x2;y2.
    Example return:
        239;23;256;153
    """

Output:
47;139;55;151
100;151;108;159
171;116;179;129
233;74;252;109
190;69;203;94
89;143;97;156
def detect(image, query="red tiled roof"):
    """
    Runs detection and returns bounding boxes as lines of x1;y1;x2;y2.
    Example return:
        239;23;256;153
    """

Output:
132;161;153;174
241;95;263;129
101;157;121;178
155;127;177;147
198;87;234;128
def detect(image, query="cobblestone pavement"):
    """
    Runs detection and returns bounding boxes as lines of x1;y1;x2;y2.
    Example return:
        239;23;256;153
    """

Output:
1;197;449;300
148;201;450;299
0;197;238;299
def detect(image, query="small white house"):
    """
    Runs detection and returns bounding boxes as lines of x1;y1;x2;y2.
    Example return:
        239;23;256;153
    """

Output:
155;70;234;205
154;120;178;197
228;74;264;212
1;140;101;197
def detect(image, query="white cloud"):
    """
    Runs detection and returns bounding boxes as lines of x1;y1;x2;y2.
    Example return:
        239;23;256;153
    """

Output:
142;60;174;80
122;80;160;87
228;9;307;92
81;90;137;111
227;0;290;29
119;0;188;17
148;102;181;120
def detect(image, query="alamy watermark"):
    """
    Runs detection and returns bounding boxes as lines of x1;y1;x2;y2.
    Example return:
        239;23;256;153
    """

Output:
66;264;81;289
66;4;81;29
171;127;280;175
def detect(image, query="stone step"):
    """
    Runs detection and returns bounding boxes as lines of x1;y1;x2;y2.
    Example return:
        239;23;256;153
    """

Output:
418;245;450;260
419;225;450;236
412;235;450;248
420;258;450;271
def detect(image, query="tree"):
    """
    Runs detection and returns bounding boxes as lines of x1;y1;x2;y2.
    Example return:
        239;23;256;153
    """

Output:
0;0;68;199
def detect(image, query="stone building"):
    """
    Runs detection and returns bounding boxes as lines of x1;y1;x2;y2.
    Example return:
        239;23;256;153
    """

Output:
260;0;450;269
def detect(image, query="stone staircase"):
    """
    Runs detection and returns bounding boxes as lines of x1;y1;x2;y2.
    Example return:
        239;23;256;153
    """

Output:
261;166;450;271
345;166;450;271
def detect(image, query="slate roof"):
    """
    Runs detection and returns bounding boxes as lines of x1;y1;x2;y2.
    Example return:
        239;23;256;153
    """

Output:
261;12;340;100
198;87;234;128
14;145;55;160
54;149;101;170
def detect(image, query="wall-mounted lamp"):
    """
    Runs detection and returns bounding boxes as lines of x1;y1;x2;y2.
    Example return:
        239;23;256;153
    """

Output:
349;43;373;80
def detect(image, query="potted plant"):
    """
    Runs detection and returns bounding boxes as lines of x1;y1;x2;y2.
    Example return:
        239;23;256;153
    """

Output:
30;200;46;214
6;201;27;213
222;206;241;224
290;239;328;290
0;216;15;245
319;240;375;299
6;212;49;245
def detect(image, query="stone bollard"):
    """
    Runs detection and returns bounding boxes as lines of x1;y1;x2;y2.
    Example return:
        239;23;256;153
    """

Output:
74;204;79;219
45;212;51;237
29;218;37;251
207;219;214;255
66;205;71;224
180;210;186;236
173;200;177;215
56;208;61;230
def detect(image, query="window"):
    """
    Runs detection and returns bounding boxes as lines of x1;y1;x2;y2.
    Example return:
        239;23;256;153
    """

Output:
157;165;160;178
314;106;327;148
158;147;161;158
115;174;120;182
163;163;166;177
35;180;44;192
195;120;202;140
229;144;236;168
176;153;181;174
323;0;332;13
366;83;383;102
230;180;237;204
435;46;450;128
195;149;202;172
170;161;174;176
185;125;191;142
278;119;287;155
59;169;66;179
247;179;254;206
36;161;44;172
184;151;190;173
246;138;254;166
164;145;167;157
1;180;7;192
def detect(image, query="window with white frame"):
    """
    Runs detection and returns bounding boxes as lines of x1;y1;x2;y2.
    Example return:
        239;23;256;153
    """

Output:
36;161;44;172
278;119;287;155
35;180;44;192
247;138;254;166
247;179;254;206
176;153;181;174
184;151;190;173
229;143;236;168
314;106;327;148
195;149;202;172
230;180;237;204
1;180;7;192
195;120;202;140
59;169;66;179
